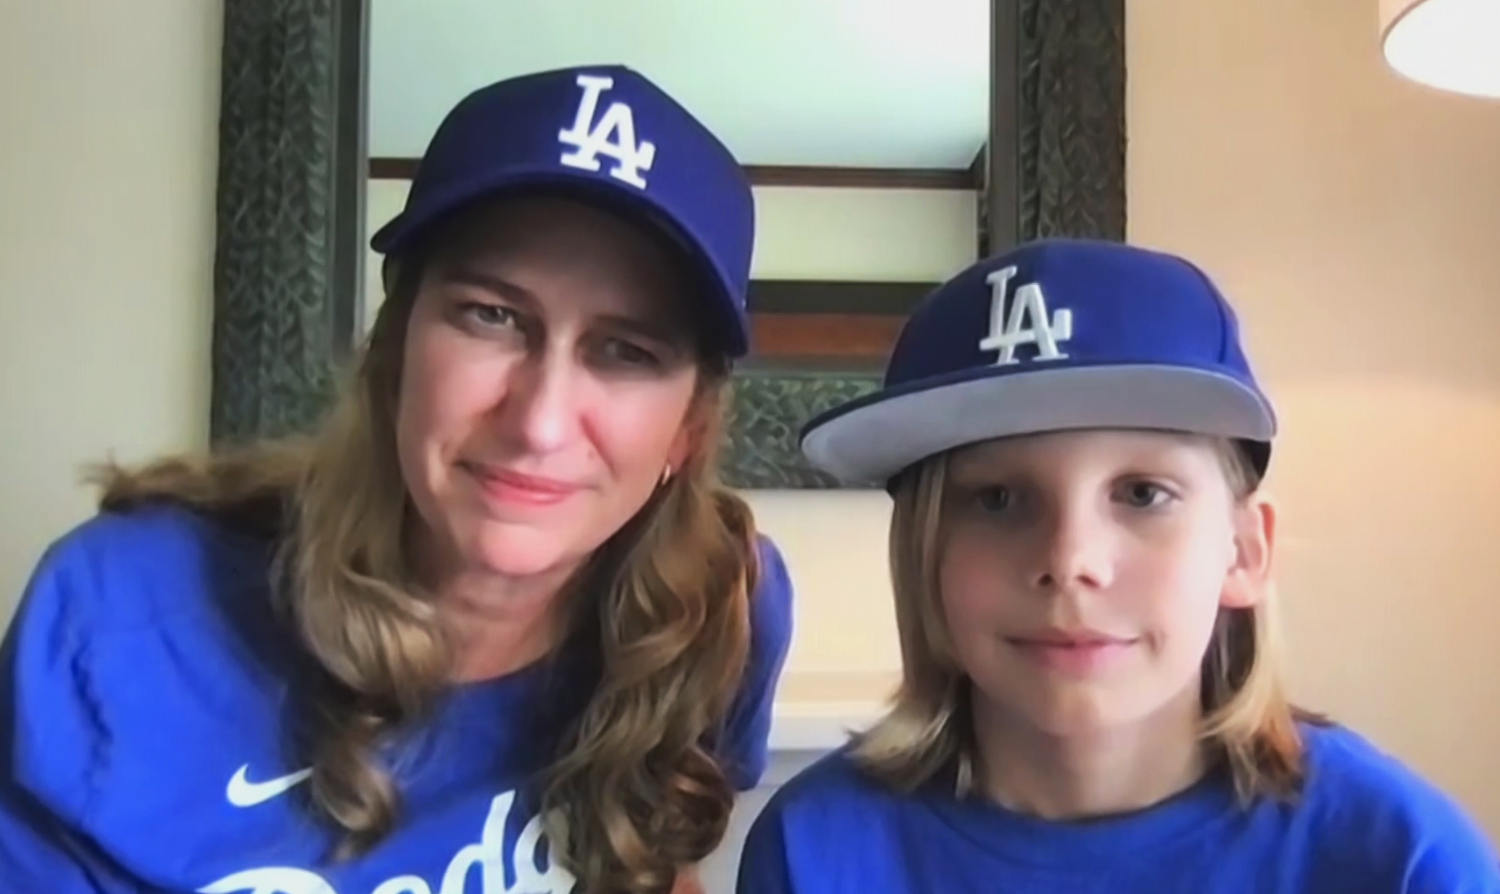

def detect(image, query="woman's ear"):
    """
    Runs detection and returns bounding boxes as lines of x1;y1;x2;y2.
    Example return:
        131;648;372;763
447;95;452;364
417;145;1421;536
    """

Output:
666;379;721;473
1221;494;1276;610
665;409;702;474
669;867;704;894
667;424;694;474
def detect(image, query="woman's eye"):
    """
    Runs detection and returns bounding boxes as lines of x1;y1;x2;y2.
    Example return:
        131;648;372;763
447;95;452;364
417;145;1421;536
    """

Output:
598;338;660;368
461;302;519;329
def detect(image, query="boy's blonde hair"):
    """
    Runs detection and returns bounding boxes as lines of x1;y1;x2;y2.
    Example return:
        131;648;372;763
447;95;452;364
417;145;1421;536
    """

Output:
852;437;1314;803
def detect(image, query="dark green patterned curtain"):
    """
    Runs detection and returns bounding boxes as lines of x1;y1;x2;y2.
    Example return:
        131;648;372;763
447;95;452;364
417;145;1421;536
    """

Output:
1015;0;1126;241
211;0;365;444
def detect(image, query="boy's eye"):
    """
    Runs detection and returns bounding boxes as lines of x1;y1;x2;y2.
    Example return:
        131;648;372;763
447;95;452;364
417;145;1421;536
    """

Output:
974;485;1012;513
1117;480;1173;509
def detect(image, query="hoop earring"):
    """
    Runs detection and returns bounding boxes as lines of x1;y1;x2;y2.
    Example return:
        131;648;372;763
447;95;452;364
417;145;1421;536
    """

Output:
659;464;673;488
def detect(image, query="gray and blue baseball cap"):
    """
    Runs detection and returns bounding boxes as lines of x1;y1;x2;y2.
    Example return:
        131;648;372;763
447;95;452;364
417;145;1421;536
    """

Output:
800;239;1277;487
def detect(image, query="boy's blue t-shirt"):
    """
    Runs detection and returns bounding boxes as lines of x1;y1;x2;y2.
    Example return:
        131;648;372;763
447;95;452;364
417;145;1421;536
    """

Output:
739;724;1500;893
0;503;794;893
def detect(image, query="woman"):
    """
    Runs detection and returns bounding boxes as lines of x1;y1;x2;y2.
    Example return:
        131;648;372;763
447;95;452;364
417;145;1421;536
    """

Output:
0;65;793;894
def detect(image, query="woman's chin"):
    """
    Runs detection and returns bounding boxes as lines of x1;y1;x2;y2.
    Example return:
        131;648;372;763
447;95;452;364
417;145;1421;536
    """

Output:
464;524;576;580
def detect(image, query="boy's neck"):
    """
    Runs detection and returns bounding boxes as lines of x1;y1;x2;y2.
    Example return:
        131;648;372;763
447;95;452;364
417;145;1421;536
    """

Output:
970;681;1208;821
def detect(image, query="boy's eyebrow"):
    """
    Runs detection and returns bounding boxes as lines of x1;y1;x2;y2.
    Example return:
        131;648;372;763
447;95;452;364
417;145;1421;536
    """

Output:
946;456;1022;482
947;446;1203;480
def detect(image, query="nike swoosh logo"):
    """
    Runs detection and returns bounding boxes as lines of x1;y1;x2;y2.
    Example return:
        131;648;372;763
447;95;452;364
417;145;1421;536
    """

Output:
226;764;313;808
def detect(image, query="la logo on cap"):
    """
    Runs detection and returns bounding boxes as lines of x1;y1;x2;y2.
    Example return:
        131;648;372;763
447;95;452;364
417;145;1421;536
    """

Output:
558;74;657;189
979;265;1073;365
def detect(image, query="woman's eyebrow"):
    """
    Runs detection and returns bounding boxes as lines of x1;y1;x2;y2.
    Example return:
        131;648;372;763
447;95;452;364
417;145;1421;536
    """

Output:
438;267;539;309
593;312;682;344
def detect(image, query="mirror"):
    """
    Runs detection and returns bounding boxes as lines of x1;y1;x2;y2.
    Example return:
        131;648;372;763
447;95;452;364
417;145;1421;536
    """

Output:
210;1;1122;488
363;0;989;487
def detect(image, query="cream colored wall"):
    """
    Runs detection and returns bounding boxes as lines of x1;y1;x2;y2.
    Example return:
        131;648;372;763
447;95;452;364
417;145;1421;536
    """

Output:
751;186;976;281
366;179;408;330
1130;0;1500;837
0;3;220;618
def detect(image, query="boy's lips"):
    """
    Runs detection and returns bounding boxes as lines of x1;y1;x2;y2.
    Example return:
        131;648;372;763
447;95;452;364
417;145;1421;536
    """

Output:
1006;628;1140;674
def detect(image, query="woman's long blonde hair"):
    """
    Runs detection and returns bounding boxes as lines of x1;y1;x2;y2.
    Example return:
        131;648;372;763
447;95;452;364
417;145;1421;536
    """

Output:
853;439;1318;804
94;240;758;893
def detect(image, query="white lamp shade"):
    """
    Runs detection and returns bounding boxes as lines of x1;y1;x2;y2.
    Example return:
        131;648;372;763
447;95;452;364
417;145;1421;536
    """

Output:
1380;0;1500;98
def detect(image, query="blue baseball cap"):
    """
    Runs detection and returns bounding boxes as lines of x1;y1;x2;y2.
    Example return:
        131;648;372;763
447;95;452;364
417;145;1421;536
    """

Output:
800;239;1276;487
371;65;755;356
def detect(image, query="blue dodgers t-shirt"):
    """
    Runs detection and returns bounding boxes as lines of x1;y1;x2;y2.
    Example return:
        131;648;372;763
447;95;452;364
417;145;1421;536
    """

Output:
739;726;1500;893
0;503;793;893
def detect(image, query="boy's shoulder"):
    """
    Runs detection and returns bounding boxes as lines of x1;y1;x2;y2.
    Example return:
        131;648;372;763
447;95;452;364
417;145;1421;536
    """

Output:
1302;722;1467;816
755;744;918;829
1297;722;1499;888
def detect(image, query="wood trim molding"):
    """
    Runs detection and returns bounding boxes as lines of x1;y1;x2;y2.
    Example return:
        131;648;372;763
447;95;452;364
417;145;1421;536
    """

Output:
743;164;976;190
368;156;978;190
747;279;934;316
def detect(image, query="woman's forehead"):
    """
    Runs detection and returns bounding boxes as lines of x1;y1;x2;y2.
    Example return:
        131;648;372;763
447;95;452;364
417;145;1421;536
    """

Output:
423;196;695;320
430;194;668;265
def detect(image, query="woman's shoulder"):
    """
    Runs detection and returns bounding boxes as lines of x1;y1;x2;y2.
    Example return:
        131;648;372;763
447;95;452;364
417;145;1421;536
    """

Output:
48;498;265;563
1297;722;1500;887
5;502;293;838
21;501;274;634
750;532;793;626
7;501;288;734
742;532;794;698
753;531;789;582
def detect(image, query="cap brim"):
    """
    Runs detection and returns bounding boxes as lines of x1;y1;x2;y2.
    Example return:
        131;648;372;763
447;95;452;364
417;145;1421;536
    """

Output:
800;363;1277;487
370;167;748;356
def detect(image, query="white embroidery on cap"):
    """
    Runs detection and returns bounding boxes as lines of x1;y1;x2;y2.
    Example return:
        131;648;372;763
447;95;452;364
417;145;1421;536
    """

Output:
979;265;1073;365
558;74;657;189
